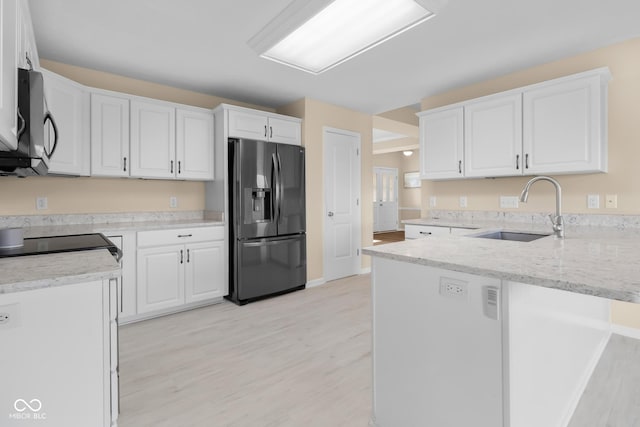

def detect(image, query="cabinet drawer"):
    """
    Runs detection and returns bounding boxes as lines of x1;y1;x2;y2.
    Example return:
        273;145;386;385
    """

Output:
405;224;450;239
137;226;224;247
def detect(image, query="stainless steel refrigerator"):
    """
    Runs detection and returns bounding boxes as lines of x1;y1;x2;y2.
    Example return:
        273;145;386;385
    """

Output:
227;138;306;305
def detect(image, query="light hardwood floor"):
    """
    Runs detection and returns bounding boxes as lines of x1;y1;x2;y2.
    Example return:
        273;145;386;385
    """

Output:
118;274;372;427
119;273;640;427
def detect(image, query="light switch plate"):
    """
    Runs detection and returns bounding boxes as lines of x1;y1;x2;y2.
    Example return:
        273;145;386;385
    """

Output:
459;196;468;208
169;196;178;208
587;194;600;209
500;196;519;209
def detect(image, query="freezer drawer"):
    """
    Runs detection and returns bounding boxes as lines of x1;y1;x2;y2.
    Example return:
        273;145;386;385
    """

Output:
235;234;306;302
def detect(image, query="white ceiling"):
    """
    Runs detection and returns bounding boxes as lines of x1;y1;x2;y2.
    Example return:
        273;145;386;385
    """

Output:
28;0;640;115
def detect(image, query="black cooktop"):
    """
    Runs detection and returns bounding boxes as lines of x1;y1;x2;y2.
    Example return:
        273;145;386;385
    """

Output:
0;233;121;260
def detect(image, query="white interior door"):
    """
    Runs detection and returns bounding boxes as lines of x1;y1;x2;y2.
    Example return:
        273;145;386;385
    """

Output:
373;167;398;232
323;127;361;282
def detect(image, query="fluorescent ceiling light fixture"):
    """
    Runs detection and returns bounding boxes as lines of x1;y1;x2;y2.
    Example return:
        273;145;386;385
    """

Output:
248;0;447;75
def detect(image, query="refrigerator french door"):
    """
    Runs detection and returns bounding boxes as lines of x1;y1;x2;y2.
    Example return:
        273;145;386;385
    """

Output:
228;138;306;305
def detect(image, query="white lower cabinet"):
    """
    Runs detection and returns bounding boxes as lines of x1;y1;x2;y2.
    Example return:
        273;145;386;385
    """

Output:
371;257;611;427
0;279;118;427
136;227;225;316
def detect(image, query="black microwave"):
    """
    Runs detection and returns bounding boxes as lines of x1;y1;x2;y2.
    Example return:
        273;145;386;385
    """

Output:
0;68;57;176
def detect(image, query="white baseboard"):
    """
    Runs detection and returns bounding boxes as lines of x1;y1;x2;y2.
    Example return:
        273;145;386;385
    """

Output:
611;324;640;339
306;278;326;288
361;267;371;275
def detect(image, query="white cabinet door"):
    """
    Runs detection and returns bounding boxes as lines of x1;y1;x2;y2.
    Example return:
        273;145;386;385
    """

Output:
91;93;130;177
419;107;464;180
523;75;606;174
43;70;90;176
0;0;19;151
268;116;301;145
130;99;175;179
137;245;185;314
17;0;37;69
228;109;268;140
465;93;522;177
176;107;214;180
185;240;225;303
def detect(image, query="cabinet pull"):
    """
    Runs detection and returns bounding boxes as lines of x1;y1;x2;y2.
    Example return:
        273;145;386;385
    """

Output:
186;249;190;263
180;249;184;264
270;126;273;138
123;157;127;172
264;125;267;137
170;160;174;174
178;161;181;174
516;154;520;170
525;153;529;169
458;160;462;174
419;231;432;235
177;234;193;238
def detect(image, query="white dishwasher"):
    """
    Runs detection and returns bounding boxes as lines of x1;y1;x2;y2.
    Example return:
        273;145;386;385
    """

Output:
372;257;504;427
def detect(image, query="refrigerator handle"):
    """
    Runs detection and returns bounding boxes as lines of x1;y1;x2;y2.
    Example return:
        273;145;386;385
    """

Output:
272;153;280;224
276;151;283;222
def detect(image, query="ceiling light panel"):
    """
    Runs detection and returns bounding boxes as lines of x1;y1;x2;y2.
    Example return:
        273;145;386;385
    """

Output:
252;0;440;74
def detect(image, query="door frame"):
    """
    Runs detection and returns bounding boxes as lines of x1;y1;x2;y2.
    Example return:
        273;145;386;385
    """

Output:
322;126;362;282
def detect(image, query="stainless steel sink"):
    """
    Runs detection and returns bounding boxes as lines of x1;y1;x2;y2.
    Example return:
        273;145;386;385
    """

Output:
469;230;550;242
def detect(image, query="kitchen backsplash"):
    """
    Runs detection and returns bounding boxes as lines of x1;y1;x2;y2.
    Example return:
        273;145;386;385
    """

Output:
428;210;640;229
0;211;212;228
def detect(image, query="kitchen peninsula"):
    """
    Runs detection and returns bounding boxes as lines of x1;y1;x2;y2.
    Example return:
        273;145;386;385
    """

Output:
364;218;640;427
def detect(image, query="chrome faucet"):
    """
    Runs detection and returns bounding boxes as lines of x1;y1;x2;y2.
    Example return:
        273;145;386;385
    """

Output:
519;176;564;238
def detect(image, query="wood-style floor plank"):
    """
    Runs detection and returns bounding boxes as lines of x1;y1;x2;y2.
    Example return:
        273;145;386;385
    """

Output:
118;274;372;427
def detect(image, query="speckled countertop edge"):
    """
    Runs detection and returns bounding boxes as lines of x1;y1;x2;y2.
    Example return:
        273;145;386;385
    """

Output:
366;219;640;303
0;250;120;294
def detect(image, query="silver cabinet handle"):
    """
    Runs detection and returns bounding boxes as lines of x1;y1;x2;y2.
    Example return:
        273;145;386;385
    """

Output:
186;249;190;263
270;126;273;138
170;160;174;174
123;157;127;172
525;153;529;169
458;160;462;174
419;231;432;235
180;249;184;264
516;154;520;170
264;125;267;137
328;211;334;217
178;161;181;174
177;234;193;238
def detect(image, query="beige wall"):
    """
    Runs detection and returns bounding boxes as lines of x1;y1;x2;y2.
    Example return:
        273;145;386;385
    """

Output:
0;60;274;216
419;37;640;328
279;98;373;282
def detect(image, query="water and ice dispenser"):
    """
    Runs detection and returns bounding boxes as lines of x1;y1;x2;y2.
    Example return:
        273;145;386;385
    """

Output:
244;187;273;224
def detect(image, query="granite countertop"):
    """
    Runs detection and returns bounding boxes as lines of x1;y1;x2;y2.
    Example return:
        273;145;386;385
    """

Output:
0;250;120;294
23;219;225;238
364;218;640;303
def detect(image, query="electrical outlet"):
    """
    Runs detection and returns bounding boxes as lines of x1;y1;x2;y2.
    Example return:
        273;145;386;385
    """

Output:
36;197;48;210
459;196;468;208
439;278;468;299
605;194;618;209
169;196;178;208
0;304;20;329
587;194;600;209
500;196;519;209
429;196;437;208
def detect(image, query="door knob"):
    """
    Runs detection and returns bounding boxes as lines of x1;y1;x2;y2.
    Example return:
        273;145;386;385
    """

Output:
328;211;334;217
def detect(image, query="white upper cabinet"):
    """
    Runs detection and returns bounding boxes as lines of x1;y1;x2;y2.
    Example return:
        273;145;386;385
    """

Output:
0;0;20;151
268;116;301;145
43;69;90;176
464;93;522;178
227;106;302;145
419;106;464;180
523;73;608;174
176;107;214;180
418;67;611;180
130;99;176;179
91;92;130;177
